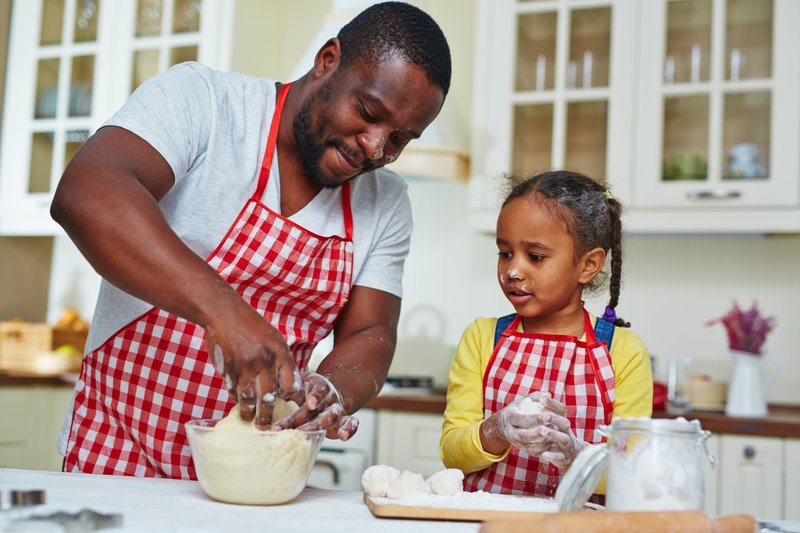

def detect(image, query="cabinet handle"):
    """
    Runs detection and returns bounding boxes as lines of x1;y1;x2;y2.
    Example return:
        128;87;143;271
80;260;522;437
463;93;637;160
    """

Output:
743;445;756;459
313;458;340;484
685;190;741;200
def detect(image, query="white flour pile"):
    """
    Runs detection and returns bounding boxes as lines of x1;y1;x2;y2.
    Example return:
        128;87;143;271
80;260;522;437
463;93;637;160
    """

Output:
191;403;312;505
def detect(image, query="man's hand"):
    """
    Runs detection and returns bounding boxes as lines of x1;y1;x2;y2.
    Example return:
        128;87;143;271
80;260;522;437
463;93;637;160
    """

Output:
204;301;301;430
273;371;360;440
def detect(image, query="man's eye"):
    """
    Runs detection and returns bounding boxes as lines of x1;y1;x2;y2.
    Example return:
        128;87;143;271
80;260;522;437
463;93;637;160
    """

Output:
359;105;377;123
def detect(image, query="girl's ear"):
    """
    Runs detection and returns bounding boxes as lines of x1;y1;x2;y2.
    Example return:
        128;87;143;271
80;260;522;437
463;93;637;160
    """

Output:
312;38;342;79
578;247;606;284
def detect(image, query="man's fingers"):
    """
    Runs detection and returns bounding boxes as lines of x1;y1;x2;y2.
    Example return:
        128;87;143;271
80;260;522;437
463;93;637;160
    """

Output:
237;371;258;422
255;372;276;430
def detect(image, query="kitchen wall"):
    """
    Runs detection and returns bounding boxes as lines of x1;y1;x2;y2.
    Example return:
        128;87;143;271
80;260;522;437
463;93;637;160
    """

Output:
2;1;797;405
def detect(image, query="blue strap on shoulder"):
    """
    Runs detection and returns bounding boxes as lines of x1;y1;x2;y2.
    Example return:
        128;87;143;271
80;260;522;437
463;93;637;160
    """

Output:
593;316;615;348
493;313;517;347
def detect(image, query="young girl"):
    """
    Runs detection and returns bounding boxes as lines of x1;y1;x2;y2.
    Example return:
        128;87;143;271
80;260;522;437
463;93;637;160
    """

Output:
440;170;653;498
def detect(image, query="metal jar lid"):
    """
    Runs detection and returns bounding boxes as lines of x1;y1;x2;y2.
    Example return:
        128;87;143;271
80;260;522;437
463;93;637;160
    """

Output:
607;417;704;436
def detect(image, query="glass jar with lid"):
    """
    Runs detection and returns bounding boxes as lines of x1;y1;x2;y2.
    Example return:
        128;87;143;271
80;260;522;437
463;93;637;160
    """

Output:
556;417;717;512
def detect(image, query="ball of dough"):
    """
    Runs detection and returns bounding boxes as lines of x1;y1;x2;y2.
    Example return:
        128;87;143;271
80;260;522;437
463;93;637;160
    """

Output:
386;470;431;499
518;396;546;414
426;468;464;496
361;464;401;497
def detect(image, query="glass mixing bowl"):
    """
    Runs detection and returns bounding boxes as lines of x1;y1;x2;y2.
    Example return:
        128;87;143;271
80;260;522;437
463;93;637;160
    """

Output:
185;419;325;505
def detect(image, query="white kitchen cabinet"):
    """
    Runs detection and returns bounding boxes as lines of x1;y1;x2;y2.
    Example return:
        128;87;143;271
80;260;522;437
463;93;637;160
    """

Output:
469;0;800;234
0;385;74;471
785;439;800;521
631;0;800;233
468;0;636;231
718;433;784;519
375;410;445;477
0;0;232;235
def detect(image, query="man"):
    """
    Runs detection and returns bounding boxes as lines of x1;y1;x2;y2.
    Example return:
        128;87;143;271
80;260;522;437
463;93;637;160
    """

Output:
51;2;450;479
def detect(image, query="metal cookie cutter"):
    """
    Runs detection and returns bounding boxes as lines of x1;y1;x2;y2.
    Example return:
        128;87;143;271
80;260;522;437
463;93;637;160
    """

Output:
0;489;46;510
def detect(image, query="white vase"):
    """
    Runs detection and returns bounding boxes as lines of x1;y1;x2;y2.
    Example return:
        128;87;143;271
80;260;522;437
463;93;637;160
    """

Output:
724;350;780;418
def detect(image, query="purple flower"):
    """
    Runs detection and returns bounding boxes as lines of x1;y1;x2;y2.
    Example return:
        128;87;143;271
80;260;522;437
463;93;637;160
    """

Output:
706;300;776;355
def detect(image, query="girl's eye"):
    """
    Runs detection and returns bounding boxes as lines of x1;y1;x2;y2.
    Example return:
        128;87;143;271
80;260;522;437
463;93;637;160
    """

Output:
528;253;545;262
497;251;512;259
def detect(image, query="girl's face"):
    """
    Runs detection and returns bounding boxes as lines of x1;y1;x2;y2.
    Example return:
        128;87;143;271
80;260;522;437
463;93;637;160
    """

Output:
496;196;597;329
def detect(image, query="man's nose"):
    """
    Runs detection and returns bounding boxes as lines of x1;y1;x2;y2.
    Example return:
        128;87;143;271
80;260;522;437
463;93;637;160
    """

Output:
358;131;386;160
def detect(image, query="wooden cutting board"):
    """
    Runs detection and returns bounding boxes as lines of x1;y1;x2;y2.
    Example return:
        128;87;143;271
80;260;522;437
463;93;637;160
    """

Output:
363;493;558;522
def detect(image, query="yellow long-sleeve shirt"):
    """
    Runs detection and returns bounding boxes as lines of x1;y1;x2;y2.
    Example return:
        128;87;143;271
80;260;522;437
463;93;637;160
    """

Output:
440;313;653;482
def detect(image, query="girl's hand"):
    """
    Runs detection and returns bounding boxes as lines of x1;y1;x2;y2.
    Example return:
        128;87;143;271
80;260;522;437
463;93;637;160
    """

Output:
480;391;557;456
526;394;587;469
274;371;360;440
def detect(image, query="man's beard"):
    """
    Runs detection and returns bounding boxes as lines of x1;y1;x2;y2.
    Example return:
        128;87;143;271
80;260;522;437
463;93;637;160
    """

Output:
292;82;375;188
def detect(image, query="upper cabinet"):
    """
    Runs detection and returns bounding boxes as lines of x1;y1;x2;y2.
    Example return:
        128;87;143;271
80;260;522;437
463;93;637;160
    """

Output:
469;0;800;233
0;0;232;235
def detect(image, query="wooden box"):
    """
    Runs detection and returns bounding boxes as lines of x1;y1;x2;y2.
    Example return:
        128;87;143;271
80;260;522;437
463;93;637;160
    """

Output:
0;321;52;373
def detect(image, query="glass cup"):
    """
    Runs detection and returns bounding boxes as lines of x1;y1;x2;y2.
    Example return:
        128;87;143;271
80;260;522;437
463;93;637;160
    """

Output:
667;355;692;414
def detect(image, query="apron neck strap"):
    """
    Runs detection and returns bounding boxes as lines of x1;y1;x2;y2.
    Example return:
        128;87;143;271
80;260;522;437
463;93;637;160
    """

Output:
254;82;291;201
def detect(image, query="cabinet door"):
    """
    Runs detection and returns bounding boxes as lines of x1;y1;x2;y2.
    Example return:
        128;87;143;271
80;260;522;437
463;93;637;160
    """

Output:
0;0;231;236
376;411;444;477
632;0;800;231
718;434;783;518
786;439;800;521
0;388;37;469
468;0;636;231
0;0;108;235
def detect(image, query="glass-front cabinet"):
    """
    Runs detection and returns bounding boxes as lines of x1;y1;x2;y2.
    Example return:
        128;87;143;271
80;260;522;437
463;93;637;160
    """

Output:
470;0;800;233
0;0;231;235
469;0;636;231
632;0;800;231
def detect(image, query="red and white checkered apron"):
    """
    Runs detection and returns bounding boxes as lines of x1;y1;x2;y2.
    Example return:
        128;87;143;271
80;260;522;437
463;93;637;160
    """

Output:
63;83;355;478
464;310;616;497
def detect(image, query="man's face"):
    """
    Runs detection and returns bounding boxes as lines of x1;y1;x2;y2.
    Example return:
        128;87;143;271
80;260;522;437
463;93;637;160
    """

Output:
293;56;445;188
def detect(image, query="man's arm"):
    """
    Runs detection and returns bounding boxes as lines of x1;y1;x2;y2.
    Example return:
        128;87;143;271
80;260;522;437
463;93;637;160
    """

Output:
323;285;399;413
51;126;299;428
275;285;399;439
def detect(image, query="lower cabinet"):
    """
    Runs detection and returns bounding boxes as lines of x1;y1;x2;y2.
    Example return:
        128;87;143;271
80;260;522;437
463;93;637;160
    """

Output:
717;434;785;519
0;385;74;471
783;439;800;521
375;410;444;477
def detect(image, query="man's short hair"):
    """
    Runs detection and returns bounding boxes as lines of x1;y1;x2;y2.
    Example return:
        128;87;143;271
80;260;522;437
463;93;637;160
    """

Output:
337;1;451;96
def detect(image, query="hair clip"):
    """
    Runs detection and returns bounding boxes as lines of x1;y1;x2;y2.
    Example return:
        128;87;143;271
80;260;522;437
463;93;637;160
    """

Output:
602;305;617;323
603;190;613;200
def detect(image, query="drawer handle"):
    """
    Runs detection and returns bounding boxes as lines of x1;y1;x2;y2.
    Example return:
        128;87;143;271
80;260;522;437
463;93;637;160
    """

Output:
685;190;741;200
743;445;756;459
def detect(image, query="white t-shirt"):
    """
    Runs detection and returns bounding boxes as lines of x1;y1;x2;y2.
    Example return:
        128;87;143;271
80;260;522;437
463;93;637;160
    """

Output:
85;62;413;353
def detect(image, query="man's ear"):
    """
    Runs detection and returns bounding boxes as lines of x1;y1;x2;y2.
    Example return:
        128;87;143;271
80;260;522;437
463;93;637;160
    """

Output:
312;38;342;78
578;247;606;284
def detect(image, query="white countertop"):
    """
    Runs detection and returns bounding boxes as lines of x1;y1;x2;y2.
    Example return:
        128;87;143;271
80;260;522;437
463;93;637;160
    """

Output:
3;469;799;533
0;469;478;533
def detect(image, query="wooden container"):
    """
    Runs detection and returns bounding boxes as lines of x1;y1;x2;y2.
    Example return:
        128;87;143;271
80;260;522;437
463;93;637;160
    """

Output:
0;321;52;373
51;327;88;354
